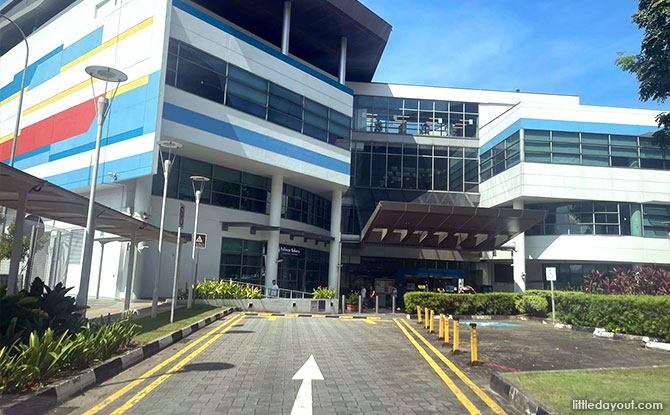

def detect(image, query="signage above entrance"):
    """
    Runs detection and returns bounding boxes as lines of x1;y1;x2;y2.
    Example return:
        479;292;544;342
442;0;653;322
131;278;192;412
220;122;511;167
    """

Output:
280;245;303;257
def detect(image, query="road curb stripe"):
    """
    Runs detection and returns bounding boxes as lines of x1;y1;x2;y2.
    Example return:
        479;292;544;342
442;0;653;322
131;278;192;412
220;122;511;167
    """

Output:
393;319;480;415
400;319;507;415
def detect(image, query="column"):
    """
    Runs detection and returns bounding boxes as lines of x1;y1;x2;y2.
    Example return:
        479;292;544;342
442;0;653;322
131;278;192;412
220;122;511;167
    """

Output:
124;232;137;311
339;36;347;85
519;128;525;162
265;174;283;288
281;1;291;55
7;187;27;294
328;189;342;291
512;199;526;292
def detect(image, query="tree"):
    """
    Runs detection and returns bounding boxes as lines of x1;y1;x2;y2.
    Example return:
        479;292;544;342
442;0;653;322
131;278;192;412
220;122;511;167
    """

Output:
616;0;670;152
0;223;30;262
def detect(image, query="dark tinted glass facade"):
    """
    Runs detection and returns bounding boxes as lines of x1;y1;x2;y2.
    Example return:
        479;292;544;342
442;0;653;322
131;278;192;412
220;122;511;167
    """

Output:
278;246;329;291
352;142;478;192
481;129;670;181
353;96;478;138
220;238;265;284
526;201;669;238
167;38;351;146
282;184;331;230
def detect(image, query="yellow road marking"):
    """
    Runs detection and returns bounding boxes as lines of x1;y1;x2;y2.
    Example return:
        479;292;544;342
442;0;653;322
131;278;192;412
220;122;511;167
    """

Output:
339;316;353;319
394;319;480;415
400;319;506;415
60;17;153;73
268;316;278;321
111;314;246;415
82;313;243;415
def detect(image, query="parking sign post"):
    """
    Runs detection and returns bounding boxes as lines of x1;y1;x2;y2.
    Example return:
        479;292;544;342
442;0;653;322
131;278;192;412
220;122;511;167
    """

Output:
546;267;557;322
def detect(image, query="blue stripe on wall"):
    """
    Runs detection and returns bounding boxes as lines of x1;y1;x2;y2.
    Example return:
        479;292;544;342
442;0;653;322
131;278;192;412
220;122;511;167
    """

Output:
45;152;154;190
0;46;63;101
162;102;351;175
480;118;659;154
61;26;104;66
172;0;354;96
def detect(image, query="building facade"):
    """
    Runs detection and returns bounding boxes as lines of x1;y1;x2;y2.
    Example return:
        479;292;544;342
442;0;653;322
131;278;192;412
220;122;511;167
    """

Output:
0;0;668;302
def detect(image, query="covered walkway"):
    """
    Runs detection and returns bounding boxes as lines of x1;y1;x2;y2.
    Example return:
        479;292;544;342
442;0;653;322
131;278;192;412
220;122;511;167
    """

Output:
0;162;184;309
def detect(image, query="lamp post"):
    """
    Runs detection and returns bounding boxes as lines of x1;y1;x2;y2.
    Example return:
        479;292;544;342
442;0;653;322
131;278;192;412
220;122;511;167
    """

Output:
76;66;127;308
0;14;29;283
151;140;182;318
187;175;209;309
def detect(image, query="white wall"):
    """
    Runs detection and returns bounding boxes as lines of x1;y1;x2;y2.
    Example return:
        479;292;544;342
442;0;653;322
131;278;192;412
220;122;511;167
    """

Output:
134;194;332;299
526;235;670;265
479;162;670;208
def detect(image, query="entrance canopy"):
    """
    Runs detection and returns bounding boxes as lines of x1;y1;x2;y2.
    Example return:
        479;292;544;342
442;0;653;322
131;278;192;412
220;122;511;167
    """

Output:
0;163;181;243
360;201;546;251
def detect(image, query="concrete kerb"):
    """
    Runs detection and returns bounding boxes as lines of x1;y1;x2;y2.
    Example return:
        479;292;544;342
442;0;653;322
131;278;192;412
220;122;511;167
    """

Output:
0;307;240;415
490;372;558;415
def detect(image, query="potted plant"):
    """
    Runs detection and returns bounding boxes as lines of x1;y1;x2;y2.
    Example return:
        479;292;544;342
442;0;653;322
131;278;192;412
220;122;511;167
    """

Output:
346;292;359;312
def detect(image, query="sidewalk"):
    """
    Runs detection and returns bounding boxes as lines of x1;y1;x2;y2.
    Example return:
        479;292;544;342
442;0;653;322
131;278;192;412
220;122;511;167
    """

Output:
85;298;177;320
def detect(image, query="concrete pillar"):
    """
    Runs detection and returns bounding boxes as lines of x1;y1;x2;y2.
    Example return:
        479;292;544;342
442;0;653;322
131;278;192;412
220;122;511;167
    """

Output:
339;36;347;85
512;199;526;292
7;188;27;294
328;189;342;292
281;1;291;55
266;174;283;288
124;232;137;311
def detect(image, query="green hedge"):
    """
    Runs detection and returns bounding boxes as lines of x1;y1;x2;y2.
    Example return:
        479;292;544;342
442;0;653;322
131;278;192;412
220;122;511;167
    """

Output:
404;292;520;316
405;291;670;341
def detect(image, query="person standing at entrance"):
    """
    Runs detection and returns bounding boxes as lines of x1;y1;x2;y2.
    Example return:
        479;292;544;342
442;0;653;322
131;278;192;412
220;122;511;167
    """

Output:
270;280;279;297
360;286;367;310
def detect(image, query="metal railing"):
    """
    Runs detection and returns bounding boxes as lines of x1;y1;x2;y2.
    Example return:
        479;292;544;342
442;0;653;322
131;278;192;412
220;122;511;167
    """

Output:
228;280;315;299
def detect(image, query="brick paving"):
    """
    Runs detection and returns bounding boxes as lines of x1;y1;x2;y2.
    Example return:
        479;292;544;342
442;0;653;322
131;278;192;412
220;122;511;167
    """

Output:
48;313;514;415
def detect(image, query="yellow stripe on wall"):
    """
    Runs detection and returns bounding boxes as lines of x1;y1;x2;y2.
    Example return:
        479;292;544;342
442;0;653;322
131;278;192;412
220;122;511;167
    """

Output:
60;17;154;73
0;131;18;145
106;75;148;98
0;87;29;108
23;78;94;116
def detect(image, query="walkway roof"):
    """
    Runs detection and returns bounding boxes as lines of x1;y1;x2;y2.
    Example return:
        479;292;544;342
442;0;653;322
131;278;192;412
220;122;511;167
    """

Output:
360;201;546;251
0;163;182;243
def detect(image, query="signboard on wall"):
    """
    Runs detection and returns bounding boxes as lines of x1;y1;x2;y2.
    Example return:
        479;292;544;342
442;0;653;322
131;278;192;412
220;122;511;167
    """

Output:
195;233;207;249
280;245;303;257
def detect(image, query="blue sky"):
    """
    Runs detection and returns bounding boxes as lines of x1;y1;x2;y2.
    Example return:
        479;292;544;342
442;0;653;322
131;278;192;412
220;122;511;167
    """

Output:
360;0;666;110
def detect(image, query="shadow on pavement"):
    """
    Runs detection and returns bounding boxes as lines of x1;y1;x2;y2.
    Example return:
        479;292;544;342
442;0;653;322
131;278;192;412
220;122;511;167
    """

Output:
179;362;234;372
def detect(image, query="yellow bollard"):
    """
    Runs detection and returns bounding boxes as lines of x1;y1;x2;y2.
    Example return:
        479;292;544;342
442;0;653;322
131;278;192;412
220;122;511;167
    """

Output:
444;316;450;345
424;308;429;329
438;314;444;339
417;305;422;324
470;323;478;364
429;310;434;333
452;319;460;353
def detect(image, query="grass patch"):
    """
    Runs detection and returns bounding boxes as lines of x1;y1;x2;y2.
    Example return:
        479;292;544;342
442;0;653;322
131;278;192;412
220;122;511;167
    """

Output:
132;305;231;344
504;367;670;414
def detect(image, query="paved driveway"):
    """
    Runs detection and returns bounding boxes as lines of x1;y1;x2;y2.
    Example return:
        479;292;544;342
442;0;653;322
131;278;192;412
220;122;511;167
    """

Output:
47;313;513;415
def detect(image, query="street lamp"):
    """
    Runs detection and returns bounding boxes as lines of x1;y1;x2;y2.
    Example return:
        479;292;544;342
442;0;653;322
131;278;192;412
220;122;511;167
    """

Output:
151;140;182;318
76;66;127;308
0;14;29;292
187;175;209;309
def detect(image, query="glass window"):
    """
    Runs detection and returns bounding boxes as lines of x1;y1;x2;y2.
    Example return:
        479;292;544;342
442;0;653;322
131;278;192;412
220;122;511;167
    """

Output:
552;131;579;142
402;151;417;189
581;133;608;144
449;159;463;191
525;130;550;141
371;153;386;187
434;157;448;190
418;156;432;190
387;153;402;188
355;152;371;186
175;59;225;103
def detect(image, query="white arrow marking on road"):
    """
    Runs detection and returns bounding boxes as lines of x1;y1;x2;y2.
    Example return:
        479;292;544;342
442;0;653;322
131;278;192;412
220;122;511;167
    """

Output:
290;355;324;415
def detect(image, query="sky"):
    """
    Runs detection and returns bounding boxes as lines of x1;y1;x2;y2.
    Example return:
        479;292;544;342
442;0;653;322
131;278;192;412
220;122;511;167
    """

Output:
359;0;666;110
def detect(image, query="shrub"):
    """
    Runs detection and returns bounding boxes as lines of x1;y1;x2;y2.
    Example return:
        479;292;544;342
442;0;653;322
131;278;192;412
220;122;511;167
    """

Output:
404;292;520;315
346;292;359;305
584;264;670;295
193;280;262;299
312;287;335;299
554;292;670;340
0;318;138;393
0;278;85;348
515;294;549;316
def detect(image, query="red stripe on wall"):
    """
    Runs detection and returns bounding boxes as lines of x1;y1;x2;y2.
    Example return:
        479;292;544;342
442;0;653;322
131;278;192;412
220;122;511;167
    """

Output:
0;97;98;161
